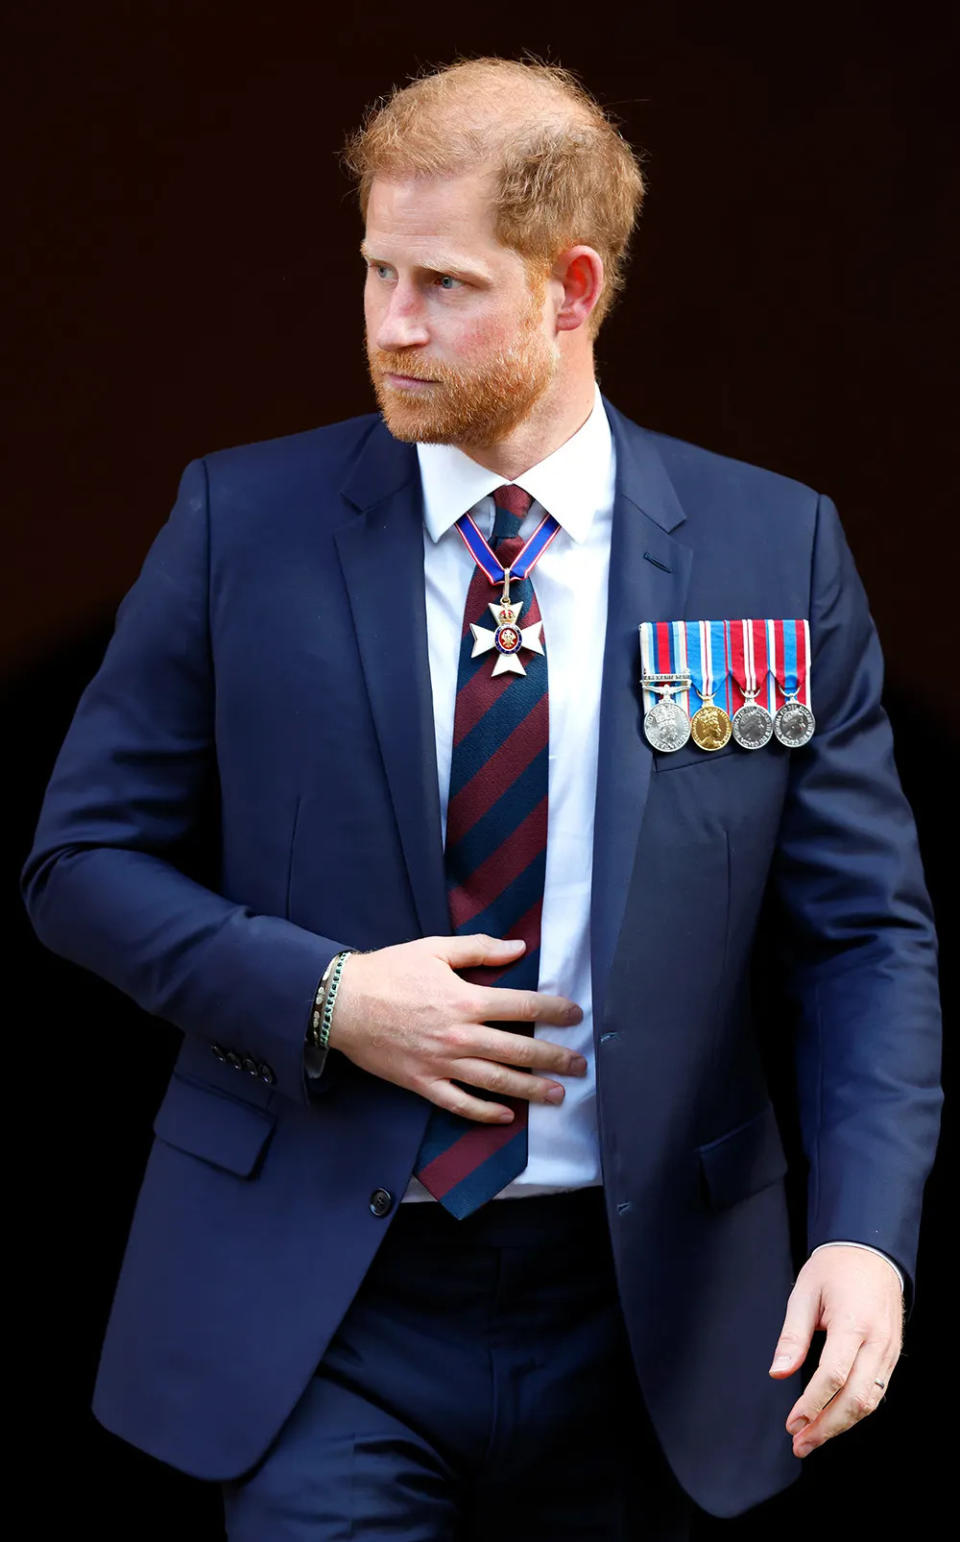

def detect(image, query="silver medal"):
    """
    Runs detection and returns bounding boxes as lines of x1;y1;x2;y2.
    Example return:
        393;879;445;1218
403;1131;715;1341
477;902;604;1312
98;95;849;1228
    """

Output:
773;698;816;748
644;697;691;752
732;699;775;750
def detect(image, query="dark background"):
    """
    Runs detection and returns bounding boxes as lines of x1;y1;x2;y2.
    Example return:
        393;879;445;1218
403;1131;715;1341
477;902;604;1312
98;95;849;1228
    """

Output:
5;1;955;1535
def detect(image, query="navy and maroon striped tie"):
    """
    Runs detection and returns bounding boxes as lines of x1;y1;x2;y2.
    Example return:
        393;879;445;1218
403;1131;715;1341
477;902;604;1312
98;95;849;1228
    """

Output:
413;484;549;1218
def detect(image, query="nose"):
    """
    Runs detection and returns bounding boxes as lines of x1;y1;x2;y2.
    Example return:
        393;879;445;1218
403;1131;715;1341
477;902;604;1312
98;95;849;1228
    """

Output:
372;281;430;352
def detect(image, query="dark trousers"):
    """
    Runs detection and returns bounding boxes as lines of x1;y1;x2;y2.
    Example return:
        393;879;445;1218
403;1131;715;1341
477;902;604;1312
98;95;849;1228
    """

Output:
221;1186;694;1539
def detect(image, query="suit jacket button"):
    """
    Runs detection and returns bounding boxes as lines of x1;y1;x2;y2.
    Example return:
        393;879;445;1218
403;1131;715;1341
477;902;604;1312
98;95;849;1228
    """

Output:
258;1062;276;1085
241;1056;259;1076
210;1043;227;1061
369;1188;394;1218
226;1050;242;1069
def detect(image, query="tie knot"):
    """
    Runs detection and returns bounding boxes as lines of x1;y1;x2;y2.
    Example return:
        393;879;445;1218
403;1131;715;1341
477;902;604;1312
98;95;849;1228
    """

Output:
492;483;533;520
491;484;533;550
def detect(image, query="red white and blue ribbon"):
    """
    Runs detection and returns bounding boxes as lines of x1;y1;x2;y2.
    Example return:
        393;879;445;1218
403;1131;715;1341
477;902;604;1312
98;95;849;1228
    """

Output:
687;619;733;715
728;618;772;711
765;619;812;711
641;618;812;720
639;621;692;714
454;506;561;584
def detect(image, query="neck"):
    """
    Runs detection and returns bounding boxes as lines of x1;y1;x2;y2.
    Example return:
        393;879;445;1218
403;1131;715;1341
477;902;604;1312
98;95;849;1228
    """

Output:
454;366;597;481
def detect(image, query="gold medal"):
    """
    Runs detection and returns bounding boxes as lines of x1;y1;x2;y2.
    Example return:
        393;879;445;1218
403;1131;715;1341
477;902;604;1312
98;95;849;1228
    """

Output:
689;619;732;751
690;702;733;751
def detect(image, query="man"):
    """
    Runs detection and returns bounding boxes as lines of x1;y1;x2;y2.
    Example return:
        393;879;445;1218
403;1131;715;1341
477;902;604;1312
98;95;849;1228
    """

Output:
21;57;942;1539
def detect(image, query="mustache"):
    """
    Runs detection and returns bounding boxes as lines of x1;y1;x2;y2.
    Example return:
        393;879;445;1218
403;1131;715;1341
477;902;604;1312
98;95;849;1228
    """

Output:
368;350;451;382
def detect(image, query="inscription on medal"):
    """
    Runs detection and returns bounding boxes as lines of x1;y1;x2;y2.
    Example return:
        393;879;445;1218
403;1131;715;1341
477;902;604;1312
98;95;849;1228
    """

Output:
690;704;733;752
644;698;691;753
774;700;816;748
732;701;775;750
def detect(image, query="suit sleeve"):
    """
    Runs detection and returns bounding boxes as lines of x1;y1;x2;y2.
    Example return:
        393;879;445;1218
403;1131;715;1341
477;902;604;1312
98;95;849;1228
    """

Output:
20;457;352;1108
771;492;943;1310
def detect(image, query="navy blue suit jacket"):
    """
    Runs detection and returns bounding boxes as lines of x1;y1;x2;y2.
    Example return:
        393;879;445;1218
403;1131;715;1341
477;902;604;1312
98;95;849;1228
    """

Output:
21;399;942;1516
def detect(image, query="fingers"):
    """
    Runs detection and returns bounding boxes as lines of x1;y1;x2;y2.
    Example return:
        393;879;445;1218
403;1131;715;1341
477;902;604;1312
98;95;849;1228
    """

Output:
465;1025;588;1081
436;933;527;969
429;935;583;1026
784;1329;864;1440
421;1075;519;1125
452;1056;573;1109
478;986;584;1027
789;1341;897;1457
769;1283;819;1378
774;1250;904;1458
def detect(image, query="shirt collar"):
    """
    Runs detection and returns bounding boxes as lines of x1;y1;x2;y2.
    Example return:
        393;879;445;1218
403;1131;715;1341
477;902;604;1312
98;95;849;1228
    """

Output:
417;382;612;546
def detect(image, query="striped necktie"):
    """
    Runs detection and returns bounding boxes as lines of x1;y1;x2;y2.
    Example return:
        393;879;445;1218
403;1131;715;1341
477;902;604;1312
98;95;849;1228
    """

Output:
413;484;549;1218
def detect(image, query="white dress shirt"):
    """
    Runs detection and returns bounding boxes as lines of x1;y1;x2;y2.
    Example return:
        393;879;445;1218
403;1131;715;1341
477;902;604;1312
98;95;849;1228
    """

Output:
402;382;614;1203
358;384;903;1288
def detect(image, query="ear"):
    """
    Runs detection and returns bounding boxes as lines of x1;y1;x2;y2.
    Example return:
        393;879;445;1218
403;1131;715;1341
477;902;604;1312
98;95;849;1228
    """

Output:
552;246;604;333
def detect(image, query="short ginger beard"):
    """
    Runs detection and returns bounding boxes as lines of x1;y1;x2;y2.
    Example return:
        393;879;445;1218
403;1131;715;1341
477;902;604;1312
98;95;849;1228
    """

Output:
366;290;558;448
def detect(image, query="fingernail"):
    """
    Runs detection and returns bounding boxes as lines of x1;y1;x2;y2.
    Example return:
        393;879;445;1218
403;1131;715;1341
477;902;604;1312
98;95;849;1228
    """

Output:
787;1417;808;1435
573;1057;588;1073
565;1006;583;1023
771;1354;793;1372
546;1087;564;1103
796;1443;812;1458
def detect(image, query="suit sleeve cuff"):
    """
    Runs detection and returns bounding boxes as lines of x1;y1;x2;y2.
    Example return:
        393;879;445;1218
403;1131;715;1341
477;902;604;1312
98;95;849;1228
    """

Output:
810;1241;904;1293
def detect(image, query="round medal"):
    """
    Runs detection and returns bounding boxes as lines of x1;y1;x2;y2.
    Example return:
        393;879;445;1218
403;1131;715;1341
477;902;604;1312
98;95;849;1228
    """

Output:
732;700;774;750
644;698;691;753
690;703;732;751
774;699;816;748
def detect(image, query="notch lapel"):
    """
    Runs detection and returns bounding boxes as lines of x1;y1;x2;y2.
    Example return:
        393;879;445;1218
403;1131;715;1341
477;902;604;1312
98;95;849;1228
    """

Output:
591;401;693;1036
334;422;450;940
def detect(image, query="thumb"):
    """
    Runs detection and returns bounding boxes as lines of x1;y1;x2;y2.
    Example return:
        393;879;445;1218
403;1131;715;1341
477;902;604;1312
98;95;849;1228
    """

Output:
436;933;526;969
769;1285;819;1377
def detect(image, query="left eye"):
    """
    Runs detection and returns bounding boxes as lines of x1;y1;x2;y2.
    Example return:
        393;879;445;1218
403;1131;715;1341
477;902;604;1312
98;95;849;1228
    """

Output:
437;275;460;289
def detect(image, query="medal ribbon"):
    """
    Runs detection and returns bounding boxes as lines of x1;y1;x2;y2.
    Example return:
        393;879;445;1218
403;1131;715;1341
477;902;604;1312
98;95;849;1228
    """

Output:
642;618;808;718
672;621;691;712
767;619;812;711
638;621;692;714
639;622;655;712
455;506;561;586
686;620;731;716
697;619;714;705
728;619;771;713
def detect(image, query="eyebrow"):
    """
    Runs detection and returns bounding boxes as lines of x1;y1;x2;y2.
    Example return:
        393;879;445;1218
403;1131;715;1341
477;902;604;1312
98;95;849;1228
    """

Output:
359;242;490;282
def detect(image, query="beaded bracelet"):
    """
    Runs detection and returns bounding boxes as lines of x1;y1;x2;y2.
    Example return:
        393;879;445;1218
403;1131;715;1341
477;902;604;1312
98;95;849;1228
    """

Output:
307;950;352;1053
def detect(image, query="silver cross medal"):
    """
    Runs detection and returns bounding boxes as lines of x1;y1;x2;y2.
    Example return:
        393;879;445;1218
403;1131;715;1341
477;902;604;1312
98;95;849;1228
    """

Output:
469;566;545;677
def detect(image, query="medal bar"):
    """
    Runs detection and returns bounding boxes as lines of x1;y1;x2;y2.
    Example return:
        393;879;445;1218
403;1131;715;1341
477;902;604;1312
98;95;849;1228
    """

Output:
638;618;815;753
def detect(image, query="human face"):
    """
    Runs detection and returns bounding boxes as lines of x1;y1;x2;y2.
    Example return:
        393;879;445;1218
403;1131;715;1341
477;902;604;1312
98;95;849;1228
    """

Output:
362;171;558;447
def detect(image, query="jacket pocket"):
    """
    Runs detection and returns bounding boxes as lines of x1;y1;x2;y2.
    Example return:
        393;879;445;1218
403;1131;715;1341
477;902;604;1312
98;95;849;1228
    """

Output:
697;1101;788;1210
652;738;738;773
152;1072;277;1178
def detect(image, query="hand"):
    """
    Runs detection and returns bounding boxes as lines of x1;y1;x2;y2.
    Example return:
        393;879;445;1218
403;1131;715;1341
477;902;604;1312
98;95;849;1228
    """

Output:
769;1246;904;1459
328;934;587;1121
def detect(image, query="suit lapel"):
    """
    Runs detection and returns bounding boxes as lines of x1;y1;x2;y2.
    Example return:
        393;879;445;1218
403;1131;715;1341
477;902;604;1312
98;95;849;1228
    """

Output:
590;400;693;1035
334;422;450;939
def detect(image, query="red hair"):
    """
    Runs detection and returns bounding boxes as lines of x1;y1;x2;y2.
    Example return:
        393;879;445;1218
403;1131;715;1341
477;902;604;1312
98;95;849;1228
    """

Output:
343;57;646;335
